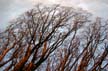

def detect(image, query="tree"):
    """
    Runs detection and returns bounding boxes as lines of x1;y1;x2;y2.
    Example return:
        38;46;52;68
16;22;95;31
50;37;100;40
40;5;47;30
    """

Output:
39;17;108;71
0;4;108;71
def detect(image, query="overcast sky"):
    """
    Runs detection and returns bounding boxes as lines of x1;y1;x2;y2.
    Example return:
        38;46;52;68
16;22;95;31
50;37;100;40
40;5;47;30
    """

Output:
0;0;108;29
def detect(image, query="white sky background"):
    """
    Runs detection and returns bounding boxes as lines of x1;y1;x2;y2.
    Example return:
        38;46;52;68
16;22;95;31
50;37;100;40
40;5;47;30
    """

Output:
0;0;108;29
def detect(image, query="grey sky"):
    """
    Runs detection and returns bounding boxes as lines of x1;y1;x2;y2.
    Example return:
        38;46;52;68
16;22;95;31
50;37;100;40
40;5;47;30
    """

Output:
0;0;34;29
0;0;108;29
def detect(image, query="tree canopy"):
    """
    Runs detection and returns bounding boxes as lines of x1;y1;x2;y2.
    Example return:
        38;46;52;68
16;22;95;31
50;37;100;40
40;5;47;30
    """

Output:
0;4;108;71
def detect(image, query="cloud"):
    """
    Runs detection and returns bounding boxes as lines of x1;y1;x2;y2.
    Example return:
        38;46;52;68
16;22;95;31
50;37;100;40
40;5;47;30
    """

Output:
0;0;34;29
0;0;14;29
0;0;108;30
80;0;108;18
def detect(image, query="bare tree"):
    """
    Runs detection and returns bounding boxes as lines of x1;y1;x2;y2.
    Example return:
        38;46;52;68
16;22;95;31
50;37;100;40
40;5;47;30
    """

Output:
41;17;108;71
0;4;89;71
1;4;107;71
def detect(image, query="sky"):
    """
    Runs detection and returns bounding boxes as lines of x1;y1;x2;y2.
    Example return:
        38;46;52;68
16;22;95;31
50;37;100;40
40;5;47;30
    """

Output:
0;0;108;29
